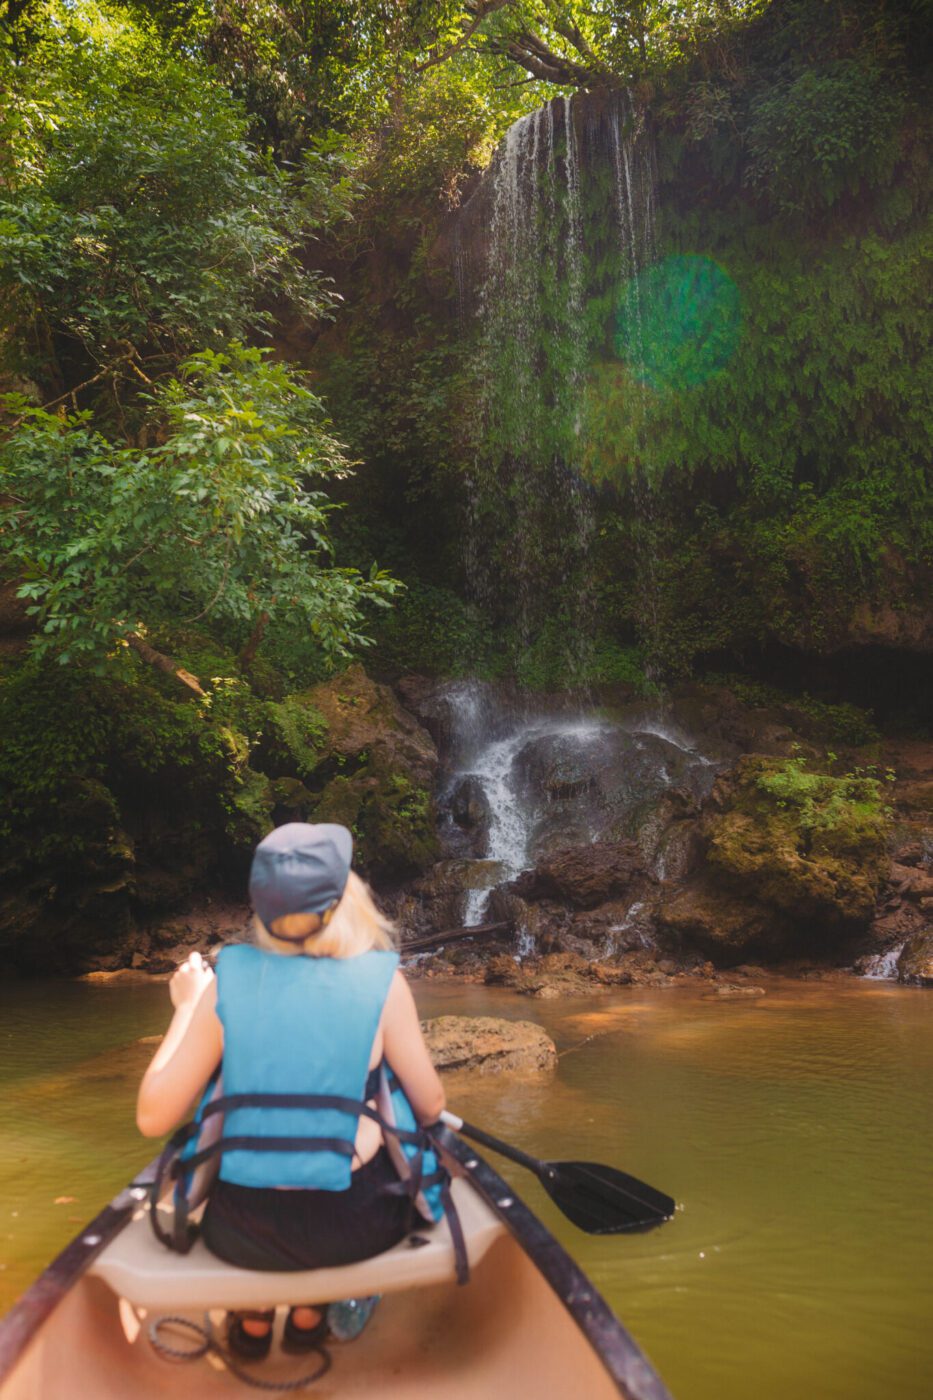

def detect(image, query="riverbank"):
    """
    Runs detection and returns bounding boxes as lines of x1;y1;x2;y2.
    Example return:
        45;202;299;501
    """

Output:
5;668;931;983
74;907;930;996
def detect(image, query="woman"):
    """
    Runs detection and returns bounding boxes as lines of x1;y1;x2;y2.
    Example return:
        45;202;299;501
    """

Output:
137;821;447;1357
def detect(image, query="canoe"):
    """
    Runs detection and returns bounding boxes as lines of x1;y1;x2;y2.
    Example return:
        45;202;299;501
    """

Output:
0;1125;673;1400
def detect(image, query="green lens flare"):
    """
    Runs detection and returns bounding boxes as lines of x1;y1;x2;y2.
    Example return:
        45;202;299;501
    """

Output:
614;254;742;390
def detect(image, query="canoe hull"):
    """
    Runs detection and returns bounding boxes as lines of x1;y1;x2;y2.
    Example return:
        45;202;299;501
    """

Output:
0;1129;673;1400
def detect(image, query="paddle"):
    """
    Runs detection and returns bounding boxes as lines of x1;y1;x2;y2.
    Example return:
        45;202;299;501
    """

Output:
438;1110;675;1234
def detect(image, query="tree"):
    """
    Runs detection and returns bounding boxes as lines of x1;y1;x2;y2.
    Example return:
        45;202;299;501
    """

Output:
0;0;350;406
0;345;398;683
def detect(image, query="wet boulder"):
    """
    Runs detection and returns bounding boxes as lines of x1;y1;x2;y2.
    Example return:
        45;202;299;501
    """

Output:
897;930;933;986
396;858;507;937
487;887;568;946
510;720;717;862
511;839;645;909
450;775;490;832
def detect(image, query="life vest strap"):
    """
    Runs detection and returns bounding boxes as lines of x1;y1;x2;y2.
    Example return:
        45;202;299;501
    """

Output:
150;1077;465;1280
196;1091;424;1145
173;1135;358;1178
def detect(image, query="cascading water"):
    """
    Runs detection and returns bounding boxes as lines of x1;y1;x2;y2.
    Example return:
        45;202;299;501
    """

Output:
438;683;719;946
460;92;657;679
458;718;614;928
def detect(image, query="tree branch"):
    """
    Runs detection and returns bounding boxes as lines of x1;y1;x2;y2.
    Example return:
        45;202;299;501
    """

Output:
540;0;600;65
124;631;206;697
415;0;512;73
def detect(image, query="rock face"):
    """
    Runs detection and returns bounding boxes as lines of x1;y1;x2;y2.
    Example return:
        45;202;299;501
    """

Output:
421;1015;557;1073
394;859;508;938
275;664;441;881
511;839;645;909
658;754;892;963
305;664;438;789
897;931;933;986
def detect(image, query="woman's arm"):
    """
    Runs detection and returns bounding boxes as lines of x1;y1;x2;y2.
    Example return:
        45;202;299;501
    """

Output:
381;971;446;1125
137;952;223;1137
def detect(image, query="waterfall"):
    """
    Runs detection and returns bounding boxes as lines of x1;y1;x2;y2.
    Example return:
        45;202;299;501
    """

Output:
461;91;657;679
439;682;718;943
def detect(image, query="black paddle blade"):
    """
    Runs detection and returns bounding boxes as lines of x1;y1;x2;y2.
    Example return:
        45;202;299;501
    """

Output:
540;1161;675;1234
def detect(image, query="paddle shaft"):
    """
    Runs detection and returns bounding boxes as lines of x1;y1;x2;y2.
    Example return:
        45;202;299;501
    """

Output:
439;1111;553;1181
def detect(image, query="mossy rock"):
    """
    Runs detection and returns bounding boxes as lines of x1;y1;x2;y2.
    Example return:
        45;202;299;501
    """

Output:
301;664;438;787
269;776;315;819
313;769;439;880
314;772;374;831
897;930;933;987
223;766;274;850
263;693;330;779
704;755;891;930
361;771;440;879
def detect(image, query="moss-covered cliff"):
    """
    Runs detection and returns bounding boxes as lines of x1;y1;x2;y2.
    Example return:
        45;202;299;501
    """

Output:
309;0;931;692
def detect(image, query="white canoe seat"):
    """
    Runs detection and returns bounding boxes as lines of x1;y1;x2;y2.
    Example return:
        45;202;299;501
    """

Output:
91;1178;504;1312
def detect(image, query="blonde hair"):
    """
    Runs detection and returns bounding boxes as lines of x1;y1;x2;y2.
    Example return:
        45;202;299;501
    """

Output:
253;869;396;960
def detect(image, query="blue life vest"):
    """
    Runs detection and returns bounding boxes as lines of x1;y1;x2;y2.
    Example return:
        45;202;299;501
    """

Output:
215;943;397;1190
150;943;450;1258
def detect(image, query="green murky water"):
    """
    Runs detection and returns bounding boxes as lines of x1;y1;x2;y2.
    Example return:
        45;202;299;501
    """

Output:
2;975;932;1399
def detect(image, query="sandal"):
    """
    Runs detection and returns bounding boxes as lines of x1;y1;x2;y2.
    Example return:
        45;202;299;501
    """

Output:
226;1310;274;1361
281;1306;329;1354
328;1296;380;1342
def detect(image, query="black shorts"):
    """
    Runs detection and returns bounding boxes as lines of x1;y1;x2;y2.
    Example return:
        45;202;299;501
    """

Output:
201;1148;415;1272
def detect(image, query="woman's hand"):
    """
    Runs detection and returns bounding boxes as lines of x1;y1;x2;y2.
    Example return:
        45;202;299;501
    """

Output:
169;950;214;1009
139;955;223;1137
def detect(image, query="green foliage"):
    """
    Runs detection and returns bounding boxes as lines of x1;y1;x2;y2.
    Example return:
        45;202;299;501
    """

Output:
0;1;342;398
615;255;743;392
511;620;658;694
431;0;932;677
745;57;907;214
704;674;880;746
265;695;331;778
367;580;498;679
754;755;891;838
0;345;399;670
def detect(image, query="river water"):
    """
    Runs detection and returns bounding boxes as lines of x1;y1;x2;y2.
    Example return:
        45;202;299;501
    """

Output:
2;975;931;1398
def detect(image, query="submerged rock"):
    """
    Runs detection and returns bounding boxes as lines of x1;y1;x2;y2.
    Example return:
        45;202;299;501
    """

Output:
421;1015;557;1074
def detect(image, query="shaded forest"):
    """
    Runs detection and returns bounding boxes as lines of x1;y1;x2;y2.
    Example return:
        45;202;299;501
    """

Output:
0;0;930;968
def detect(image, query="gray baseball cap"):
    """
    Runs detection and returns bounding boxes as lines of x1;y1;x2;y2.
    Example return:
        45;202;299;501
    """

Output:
249;822;353;928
